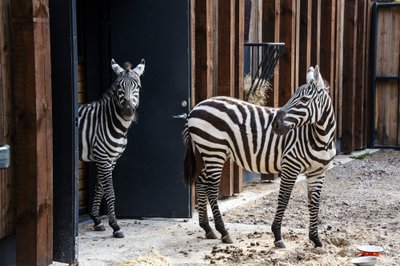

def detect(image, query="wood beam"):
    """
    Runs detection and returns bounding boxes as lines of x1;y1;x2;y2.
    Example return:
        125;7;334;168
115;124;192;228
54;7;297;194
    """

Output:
11;0;53;265
311;0;320;66
279;0;296;106
341;0;358;153
298;0;312;85
354;0;367;149
335;0;344;141
320;0;336;94
234;0;244;193
262;0;281;107
218;0;235;197
194;0;216;103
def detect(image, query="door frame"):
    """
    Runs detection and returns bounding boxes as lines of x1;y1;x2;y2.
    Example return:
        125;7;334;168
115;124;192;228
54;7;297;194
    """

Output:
50;0;79;263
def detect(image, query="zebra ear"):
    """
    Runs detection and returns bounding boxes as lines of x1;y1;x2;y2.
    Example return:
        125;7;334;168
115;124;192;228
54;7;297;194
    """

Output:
111;59;124;75
314;65;320;81
306;66;315;84
133;59;145;76
313;65;325;91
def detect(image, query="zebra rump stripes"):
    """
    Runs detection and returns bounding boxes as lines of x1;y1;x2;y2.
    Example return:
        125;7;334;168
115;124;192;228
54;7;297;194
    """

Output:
79;58;145;238
183;66;336;248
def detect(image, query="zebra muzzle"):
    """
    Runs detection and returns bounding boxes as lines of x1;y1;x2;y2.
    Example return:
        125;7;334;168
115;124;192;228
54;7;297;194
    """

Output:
272;110;291;135
121;100;136;121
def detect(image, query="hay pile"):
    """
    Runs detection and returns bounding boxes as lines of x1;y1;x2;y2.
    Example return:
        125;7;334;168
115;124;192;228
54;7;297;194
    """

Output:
243;74;271;106
114;252;172;266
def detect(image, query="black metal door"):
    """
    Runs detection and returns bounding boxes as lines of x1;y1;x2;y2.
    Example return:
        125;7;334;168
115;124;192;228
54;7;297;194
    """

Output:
110;0;192;217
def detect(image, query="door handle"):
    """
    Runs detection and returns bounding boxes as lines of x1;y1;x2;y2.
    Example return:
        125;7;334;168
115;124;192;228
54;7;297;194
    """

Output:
172;113;187;119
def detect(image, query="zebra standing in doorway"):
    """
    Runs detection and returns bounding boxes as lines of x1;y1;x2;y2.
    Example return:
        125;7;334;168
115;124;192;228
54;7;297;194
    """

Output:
79;58;145;238
183;66;336;248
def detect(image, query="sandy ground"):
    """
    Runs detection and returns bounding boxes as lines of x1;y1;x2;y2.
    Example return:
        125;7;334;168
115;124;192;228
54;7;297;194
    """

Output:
65;149;400;266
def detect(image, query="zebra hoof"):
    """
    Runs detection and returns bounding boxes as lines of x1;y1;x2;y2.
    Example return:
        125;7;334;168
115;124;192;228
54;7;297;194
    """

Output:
274;240;286;248
205;231;218;239
94;223;106;231
113;230;125;238
221;234;233;244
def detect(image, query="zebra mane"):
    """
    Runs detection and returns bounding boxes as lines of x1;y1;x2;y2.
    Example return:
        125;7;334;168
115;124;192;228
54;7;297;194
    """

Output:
124;62;132;71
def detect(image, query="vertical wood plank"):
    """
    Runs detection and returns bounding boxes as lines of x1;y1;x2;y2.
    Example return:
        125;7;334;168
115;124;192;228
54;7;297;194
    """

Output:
218;0;235;197
353;0;367;149
294;0;300;89
320;0;336;90
364;0;373;147
311;0;320;66
262;0;280;107
279;0;296;106
11;0;53;264
273;0;281;108
194;0;216;103
0;0;14;239
341;0;358;153
299;0;312;85
234;0;244;193
335;0;344;141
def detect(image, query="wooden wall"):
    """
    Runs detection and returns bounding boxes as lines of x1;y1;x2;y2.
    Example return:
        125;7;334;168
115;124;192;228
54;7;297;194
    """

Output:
192;0;245;197
0;0;14;240
374;4;400;146
192;0;374;196
259;0;372;154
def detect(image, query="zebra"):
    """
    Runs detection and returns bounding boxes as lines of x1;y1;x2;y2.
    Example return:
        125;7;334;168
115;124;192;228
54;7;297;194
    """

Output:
79;58;145;238
183;65;336;248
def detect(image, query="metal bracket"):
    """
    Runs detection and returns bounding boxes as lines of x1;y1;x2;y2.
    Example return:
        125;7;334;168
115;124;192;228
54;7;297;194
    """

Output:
0;145;10;169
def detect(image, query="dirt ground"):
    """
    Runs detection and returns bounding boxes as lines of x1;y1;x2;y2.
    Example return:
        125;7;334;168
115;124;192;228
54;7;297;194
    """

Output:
73;149;400;266
218;149;400;265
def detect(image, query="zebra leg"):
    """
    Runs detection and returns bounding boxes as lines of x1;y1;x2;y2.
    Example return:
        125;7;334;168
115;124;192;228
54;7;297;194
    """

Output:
90;179;106;231
271;173;297;248
196;175;218;240
206;183;232;244
97;162;124;238
307;174;325;248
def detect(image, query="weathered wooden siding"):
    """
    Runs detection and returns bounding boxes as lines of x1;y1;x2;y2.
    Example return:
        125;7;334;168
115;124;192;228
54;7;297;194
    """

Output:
374;5;400;146
0;0;14;240
192;0;374;196
244;0;372;153
191;0;245;197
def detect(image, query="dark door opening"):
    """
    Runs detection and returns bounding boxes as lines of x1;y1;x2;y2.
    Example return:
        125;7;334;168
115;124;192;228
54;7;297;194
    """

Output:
109;0;192;218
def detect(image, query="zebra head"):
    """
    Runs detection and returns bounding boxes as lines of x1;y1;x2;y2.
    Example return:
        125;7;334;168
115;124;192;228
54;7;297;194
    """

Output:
272;65;329;135
111;58;145;121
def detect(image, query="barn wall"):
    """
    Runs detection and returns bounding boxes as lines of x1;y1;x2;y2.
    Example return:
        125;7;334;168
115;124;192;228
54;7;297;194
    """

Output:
373;4;400;147
258;0;372;154
191;0;245;197
192;0;375;196
193;0;373;155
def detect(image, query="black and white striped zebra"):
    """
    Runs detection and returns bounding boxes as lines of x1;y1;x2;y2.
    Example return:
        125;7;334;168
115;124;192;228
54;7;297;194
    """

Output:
79;59;145;238
183;66;336;248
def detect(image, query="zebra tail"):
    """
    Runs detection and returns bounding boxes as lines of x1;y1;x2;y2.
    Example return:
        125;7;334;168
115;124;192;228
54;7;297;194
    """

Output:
183;122;196;186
